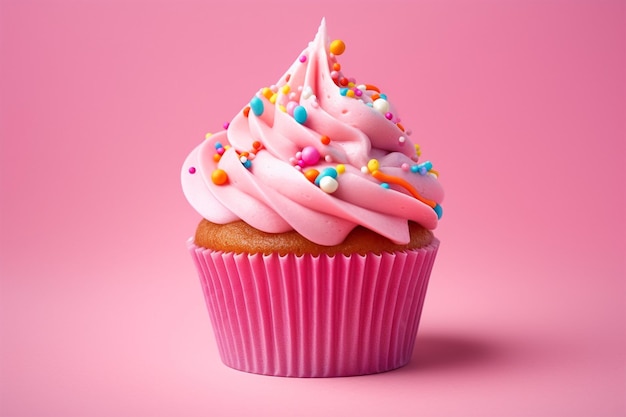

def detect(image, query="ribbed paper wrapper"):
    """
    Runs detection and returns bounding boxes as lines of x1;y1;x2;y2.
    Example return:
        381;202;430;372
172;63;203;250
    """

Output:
188;239;439;377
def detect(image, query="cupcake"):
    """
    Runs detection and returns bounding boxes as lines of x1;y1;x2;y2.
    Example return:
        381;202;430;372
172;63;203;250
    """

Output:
182;19;443;377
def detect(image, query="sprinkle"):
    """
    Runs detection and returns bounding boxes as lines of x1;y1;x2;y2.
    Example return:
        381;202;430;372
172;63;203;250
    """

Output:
410;164;419;173
401;163;410;171
299;55;307;63
339;88;348;96
371;169;437;208
367;159;380;173
301;86;313;100
211;169;228;185
365;84;381;93
223;122;229;129
319;176;339;193
281;85;290;95
250;96;264;116
320;135;331;145
398;136;406;145
252;141;262;150
346;89;355;98
213;154;221;162
301;146;320;166
269;93;277;104
333;62;341;71
379;93;388;100
396;122;405;131
329;39;346;55
188;167;196;174
205;133;212;139
434;204;443;219
385;112;393;120
293;105;307;124
380;183;390;189
354;89;363;97
417;161;433;172
216;147;225;155
336;164;345;174
303;169;319;183
361;166;369;174
339;77;349;86
373;98;390;114
243;106;251;117
415;144;422;157
315;167;338;186
286;101;298;116
262;87;273;99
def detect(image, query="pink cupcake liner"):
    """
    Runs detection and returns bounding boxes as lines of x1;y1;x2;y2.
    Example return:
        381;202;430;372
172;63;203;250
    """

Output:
188;238;439;377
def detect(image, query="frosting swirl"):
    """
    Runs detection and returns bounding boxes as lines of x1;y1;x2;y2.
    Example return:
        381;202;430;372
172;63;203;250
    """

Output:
182;20;444;246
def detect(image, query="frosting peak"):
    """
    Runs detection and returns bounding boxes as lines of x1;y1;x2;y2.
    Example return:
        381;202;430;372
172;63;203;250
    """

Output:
182;20;444;246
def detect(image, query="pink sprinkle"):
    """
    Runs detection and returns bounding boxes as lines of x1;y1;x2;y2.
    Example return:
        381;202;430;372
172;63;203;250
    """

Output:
217;147;225;155
355;89;363;97
401;163;409;171
299;55;307;63
385;112;393;120
223;122;230;129
189;167;196;174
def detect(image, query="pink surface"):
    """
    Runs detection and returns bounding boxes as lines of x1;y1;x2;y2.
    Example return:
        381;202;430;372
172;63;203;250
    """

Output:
189;240;438;377
0;0;624;416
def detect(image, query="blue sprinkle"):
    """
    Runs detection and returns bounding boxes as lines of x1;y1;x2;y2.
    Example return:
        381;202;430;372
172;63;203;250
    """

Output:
339;88;349;96
293;105;307;124
434;204;443;219
242;160;252;169
380;183;390;189
314;167;338;186
418;167;428;175
366;102;373;107
410;164;419;173
215;142;223;149
250;96;264;116
417;161;433;171
379;93;387;100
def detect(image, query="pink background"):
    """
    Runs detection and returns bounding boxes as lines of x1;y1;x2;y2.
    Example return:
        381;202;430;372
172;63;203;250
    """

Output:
1;0;624;416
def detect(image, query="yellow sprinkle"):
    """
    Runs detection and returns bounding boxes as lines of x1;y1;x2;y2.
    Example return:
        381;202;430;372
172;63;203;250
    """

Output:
347;82;355;88
415;144;422;157
270;94;277;104
281;85;290;94
367;159;379;173
262;87;273;99
429;169;439;178
336;164;345;174
330;39;346;55
346;90;355;98
205;132;213;139
279;104;287;113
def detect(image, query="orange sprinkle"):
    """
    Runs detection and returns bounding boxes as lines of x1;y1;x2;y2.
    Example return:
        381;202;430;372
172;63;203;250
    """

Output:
371;170;437;208
320;135;331;145
304;169;319;183
396;122;405;132
243;106;251;117
213;154;221;162
240;151;249;157
371;93;380;101
252;141;262;150
332;62;341;71
365;84;381;93
211;169;228;185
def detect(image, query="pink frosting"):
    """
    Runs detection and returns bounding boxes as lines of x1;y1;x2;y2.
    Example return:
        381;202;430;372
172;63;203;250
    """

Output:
181;20;444;246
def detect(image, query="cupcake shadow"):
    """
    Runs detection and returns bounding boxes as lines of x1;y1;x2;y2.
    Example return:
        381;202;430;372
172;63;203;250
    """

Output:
401;332;500;373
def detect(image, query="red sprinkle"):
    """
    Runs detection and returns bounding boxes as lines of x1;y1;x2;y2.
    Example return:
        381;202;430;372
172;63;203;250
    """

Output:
320;135;331;145
243;106;251;117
